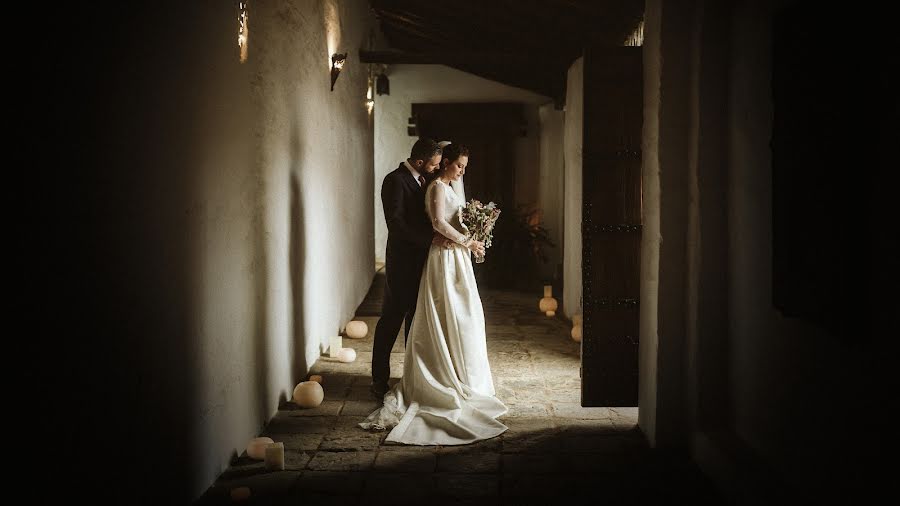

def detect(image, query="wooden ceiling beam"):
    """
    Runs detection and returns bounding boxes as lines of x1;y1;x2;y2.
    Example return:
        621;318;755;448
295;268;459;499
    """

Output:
359;49;565;66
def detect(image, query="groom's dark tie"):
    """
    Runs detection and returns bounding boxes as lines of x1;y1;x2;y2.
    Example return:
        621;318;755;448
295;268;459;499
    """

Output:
418;175;425;187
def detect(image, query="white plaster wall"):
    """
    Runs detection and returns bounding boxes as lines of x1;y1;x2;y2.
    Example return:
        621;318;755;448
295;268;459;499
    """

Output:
191;0;377;497
639;0;663;445
86;1;378;501
373;64;550;262
538;104;565;281
563;58;584;317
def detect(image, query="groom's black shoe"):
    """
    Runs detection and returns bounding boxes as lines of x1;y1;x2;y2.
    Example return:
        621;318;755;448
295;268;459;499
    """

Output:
370;381;389;400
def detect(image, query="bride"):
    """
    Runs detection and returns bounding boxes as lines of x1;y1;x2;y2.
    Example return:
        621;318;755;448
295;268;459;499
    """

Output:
359;143;508;445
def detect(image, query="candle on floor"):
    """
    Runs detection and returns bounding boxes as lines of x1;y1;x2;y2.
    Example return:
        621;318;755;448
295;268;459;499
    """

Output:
571;324;583;342
337;347;356;363
293;380;324;407
345;320;368;339
246;437;274;460
264;442;285;471
539;286;558;317
329;335;343;357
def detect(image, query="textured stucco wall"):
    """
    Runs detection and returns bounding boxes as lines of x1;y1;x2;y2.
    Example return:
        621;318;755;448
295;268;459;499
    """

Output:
78;1;378;501
563;58;584;317
639;0;663;445
538;104;565;281
373;64;550;262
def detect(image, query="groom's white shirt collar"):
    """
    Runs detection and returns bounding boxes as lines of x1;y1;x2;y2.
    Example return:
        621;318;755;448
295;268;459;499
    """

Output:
403;160;423;186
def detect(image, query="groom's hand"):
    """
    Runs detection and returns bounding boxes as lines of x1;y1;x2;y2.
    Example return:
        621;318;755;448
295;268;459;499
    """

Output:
432;233;453;249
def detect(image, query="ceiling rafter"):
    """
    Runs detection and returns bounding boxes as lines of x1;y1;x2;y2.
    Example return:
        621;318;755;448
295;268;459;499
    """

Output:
368;0;644;104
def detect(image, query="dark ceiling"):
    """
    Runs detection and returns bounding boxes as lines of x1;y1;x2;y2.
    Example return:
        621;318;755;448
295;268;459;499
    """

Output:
364;0;644;103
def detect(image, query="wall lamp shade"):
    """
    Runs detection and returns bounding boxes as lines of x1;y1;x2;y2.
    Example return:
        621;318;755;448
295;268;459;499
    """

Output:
331;52;347;91
375;73;390;95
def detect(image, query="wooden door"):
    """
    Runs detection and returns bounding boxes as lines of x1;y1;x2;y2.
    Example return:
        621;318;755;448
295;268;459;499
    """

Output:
581;47;643;406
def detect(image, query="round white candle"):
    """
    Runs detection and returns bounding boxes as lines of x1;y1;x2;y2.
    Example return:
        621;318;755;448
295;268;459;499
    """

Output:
292;381;324;407
345;320;368;339
246;437;274;460
337;347;357;363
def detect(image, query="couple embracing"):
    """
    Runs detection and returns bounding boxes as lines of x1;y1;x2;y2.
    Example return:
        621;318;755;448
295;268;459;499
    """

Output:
359;138;508;445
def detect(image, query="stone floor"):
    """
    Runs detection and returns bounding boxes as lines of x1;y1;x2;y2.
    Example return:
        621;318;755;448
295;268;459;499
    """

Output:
196;286;722;505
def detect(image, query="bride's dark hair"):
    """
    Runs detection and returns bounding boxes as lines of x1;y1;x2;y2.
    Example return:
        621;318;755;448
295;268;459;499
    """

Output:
439;143;470;172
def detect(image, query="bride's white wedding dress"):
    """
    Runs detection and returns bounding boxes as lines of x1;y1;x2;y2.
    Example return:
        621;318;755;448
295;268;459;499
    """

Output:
359;179;507;445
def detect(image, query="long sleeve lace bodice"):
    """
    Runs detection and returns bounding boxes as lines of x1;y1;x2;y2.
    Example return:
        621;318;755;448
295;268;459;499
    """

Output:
426;180;469;246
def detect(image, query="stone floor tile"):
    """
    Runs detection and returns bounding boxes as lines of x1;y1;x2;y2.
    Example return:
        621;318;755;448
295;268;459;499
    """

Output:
373;450;436;472
306;451;377;471
435;473;499;498
293;470;367;494
436;452;501;473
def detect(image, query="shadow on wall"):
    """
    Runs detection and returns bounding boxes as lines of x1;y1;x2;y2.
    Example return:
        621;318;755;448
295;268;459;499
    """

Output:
289;166;309;382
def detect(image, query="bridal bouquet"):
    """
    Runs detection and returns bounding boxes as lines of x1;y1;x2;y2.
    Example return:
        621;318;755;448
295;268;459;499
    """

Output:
460;199;501;263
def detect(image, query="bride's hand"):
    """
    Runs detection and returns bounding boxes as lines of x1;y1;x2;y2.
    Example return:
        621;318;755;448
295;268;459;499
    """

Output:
465;239;485;256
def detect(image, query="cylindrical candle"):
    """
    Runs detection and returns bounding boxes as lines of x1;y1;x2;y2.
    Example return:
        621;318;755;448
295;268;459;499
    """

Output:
246;437;274;460
329;335;343;357
264;442;285;471
543;285;552;297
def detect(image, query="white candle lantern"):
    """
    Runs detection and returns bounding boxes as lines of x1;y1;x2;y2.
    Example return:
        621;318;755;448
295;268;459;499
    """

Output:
337;347;357;363
265;442;285;471
539;285;558;317
292;381;324;408
571;324;583;343
345;320;368;339
246;436;274;460
329;335;343;357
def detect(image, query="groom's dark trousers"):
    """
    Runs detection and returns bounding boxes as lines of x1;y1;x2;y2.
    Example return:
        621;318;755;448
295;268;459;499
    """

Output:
372;165;434;387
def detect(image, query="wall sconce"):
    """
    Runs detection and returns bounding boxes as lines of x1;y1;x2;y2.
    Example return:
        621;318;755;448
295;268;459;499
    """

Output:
376;73;390;95
330;52;347;91
237;2;249;63
366;75;375;113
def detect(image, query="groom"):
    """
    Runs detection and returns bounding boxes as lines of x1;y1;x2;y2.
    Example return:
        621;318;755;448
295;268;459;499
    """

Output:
371;138;448;398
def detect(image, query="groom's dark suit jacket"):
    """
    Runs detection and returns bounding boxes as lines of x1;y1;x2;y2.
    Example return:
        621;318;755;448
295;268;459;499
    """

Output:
382;164;434;306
